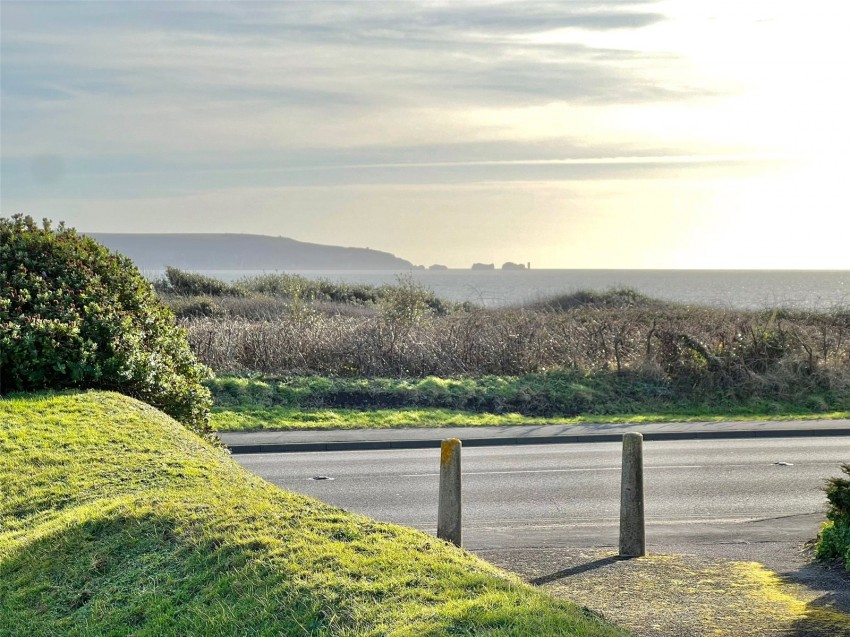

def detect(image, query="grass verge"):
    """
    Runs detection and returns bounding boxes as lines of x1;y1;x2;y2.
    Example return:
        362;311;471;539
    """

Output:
211;405;850;432
207;374;850;432
0;390;629;636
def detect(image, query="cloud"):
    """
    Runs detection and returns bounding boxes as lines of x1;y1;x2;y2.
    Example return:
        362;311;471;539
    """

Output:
0;2;691;118
2;146;788;206
4;1;664;37
401;1;665;33
1;3;679;106
1;2;844;270
1;0;730;187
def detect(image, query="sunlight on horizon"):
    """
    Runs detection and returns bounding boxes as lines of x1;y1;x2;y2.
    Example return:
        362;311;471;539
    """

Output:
1;0;847;268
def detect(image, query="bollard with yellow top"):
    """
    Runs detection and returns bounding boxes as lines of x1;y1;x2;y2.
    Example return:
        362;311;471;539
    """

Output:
437;438;462;546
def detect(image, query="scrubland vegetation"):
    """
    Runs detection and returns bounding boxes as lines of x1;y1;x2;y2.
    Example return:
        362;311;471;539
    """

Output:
157;266;454;320
155;268;850;420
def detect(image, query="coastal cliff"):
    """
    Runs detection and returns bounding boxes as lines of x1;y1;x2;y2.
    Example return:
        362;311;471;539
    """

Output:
88;233;413;270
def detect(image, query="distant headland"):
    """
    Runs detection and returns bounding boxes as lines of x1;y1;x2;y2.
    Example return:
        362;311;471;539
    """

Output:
87;233;413;271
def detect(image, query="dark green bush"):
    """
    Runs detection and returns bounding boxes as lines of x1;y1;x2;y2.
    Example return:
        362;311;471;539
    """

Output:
817;464;850;570
235;272;378;304
0;215;212;435
163;266;243;297
530;288;664;311
825;465;850;515
233;272;451;314
169;296;227;319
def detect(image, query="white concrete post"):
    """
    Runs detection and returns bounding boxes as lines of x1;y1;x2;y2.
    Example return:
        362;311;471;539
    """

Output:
438;438;462;547
619;432;646;557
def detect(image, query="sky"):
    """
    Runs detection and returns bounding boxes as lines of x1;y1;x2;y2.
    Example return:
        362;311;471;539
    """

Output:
1;0;848;269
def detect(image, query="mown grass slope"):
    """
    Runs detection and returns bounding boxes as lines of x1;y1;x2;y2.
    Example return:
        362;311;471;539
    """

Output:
0;391;629;637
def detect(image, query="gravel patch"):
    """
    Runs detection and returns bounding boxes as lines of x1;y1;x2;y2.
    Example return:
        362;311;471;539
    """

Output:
479;545;850;637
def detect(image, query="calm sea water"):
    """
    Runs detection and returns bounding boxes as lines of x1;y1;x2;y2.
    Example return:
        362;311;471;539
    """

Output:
149;269;850;311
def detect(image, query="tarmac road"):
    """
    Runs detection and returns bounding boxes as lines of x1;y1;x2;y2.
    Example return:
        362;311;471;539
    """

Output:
234;436;850;552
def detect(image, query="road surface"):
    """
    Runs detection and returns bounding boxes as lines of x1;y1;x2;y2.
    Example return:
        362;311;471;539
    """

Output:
234;436;849;550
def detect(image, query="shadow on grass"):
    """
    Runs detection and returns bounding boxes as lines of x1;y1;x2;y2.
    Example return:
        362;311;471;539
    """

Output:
1;501;630;637
0;505;333;637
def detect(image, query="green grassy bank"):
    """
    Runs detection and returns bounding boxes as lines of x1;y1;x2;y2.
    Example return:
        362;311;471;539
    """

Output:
0;391;628;636
207;374;850;432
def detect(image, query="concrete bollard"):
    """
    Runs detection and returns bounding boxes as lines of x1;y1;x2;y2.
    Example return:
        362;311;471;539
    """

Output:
437;438;462;547
619;432;646;557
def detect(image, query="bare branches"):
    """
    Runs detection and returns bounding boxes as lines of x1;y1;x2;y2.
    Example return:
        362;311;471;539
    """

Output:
183;305;850;392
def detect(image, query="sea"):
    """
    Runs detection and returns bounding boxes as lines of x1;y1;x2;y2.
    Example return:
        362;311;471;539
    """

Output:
149;269;850;311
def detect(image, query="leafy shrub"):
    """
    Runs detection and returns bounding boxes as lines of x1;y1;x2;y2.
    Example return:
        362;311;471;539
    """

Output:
379;275;434;325
530;288;664;311
233;272;451;314
169;296;227;319
236;272;316;299
0;215;212;434
817;464;850;569
163;266;243;296
825;465;850;515
381;278;451;317
236;272;381;305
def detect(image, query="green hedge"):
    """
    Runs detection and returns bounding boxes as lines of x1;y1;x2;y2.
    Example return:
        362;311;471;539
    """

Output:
0;215;211;434
817;464;850;570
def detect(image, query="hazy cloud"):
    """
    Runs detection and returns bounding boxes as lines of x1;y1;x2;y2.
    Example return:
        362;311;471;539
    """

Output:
4;1;837;268
0;0;714;176
1;2;683;111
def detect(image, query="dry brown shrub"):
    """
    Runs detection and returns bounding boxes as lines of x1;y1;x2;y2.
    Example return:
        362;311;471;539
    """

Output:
184;304;850;390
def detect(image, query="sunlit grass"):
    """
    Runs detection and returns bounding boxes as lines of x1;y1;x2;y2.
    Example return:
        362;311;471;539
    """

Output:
211;405;850;431
207;374;850;432
0;390;629;637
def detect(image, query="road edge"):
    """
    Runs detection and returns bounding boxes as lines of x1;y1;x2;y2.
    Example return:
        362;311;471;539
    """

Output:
223;427;850;454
